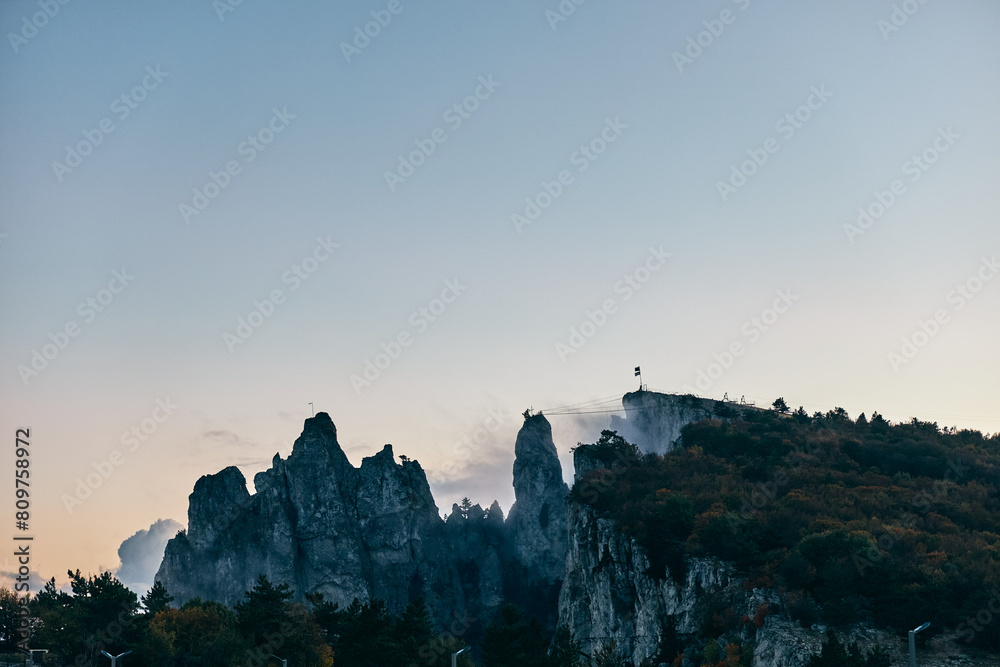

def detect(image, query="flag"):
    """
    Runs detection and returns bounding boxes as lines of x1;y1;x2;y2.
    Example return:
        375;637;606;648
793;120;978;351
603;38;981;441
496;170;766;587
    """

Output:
634;366;641;376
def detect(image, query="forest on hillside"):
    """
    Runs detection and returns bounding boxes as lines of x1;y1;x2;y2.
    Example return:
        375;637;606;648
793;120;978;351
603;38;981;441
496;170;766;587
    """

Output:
572;399;1000;661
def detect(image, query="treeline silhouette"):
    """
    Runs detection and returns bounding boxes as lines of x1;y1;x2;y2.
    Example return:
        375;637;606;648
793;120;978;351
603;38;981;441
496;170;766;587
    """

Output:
1;573;597;667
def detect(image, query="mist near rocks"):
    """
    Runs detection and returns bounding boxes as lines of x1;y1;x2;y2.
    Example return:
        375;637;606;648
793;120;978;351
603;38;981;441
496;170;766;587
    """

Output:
115;518;183;595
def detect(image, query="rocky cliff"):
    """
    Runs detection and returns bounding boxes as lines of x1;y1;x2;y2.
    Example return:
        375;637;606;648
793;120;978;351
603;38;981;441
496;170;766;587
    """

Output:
158;396;995;666
609;391;743;454
559;501;737;663
156;411;564;630
507;415;569;585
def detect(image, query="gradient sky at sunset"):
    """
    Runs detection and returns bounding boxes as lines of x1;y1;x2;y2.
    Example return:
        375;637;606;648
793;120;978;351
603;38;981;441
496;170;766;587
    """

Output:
2;0;998;589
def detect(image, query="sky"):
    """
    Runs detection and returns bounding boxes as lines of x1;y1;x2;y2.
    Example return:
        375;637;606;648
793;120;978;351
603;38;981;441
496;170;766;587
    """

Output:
1;0;998;592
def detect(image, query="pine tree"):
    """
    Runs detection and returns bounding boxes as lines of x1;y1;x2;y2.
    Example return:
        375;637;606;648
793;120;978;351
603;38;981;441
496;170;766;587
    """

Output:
395;597;435;658
594;638;629;667
482;604;552;667
234;574;293;643
548;625;582;667
141;580;174;615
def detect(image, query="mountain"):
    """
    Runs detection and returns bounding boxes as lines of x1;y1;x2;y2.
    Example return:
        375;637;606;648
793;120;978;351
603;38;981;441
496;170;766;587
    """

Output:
157;393;1000;666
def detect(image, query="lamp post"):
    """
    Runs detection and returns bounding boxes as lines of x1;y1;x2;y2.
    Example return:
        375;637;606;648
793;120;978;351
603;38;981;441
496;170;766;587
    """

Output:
908;622;930;667
100;651;131;667
452;646;469;667
269;655;288;667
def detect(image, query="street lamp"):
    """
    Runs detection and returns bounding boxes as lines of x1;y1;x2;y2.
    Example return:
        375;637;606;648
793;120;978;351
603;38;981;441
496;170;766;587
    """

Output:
269;655;288;667
100;651;131;667
908;622;930;667
452;646;469;667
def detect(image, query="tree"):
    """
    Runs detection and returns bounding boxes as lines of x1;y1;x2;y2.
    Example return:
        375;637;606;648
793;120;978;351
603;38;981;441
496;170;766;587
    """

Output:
792;406;810;423
0;586;27;651
572;430;640;468
702;637;722;664
325;598;399;667
69;569;140;657
28;577;78;659
772;397;790;413
141;580;173;615
481;604;550;667
594;638;629;667
235;577;333;667
548;625;582;667
68;569;140;627
460;497;473;519
825;407;850;422
28;571;140;664
234;574;294;644
146;601;247;665
395;597;435;660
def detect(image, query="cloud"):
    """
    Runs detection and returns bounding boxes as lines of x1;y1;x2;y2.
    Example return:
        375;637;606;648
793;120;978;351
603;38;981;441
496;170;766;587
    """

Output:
202;429;260;448
422;405;612;517
0;556;49;594
425;438;515;516
115;518;183;594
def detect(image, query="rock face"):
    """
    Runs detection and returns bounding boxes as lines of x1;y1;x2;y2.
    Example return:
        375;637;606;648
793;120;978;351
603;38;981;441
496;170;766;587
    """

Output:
559;502;737;664
507;414;569;585
558;487;972;667
156;412;566;631
160;414;467;621
610;391;760;454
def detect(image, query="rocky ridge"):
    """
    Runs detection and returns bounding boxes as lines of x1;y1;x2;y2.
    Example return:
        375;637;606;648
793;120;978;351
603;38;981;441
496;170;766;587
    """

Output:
157;394;996;666
156;411;561;630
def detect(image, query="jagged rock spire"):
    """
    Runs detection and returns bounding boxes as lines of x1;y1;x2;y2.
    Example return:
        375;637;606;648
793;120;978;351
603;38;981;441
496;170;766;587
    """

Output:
506;414;569;585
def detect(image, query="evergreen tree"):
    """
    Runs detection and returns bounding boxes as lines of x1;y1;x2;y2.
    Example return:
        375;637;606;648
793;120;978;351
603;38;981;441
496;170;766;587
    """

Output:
328;598;400;667
460;497;474;519
594;638;629;667
481;604;552;667
395;597;435;660
0;587;26;651
27;571;139;663
548;625;582;667
141;580;173;615
234;574;294;644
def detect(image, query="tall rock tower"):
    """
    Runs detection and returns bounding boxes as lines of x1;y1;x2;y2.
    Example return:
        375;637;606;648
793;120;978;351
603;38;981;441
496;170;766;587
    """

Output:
504;413;570;622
